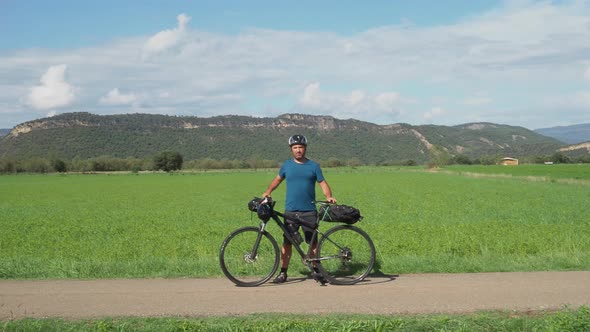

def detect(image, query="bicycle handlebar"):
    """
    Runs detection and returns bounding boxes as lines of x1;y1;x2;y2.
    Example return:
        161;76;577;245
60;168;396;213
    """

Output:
261;197;334;205
313;200;336;205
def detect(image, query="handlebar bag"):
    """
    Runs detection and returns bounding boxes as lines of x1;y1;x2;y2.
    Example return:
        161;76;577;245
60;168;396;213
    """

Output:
319;204;363;224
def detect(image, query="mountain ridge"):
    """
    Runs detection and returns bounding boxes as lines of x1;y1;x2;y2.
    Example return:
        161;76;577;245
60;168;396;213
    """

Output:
534;123;590;144
0;112;582;164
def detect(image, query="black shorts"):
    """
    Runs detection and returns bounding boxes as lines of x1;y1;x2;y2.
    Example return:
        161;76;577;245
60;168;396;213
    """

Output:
283;210;318;245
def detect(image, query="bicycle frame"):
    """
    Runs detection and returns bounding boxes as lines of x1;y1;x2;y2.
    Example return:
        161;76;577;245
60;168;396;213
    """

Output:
252;209;322;267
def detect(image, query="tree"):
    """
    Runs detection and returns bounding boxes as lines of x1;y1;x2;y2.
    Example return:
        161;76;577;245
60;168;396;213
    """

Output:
0;159;16;173
452;154;472;165
550;152;570;164
347;158;363;167
153;151;184;172
327;158;344;167
51;159;67;173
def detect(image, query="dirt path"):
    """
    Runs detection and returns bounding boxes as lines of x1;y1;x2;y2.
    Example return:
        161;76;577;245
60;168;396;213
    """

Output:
1;271;589;319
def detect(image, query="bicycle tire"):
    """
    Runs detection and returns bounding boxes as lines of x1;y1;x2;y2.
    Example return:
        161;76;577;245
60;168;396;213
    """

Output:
219;226;280;287
316;225;376;285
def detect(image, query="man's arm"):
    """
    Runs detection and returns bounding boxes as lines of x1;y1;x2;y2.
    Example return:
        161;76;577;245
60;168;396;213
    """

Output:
318;180;336;203
262;175;283;198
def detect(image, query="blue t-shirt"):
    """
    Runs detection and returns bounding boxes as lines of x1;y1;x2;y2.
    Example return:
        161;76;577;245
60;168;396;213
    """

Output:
279;159;325;211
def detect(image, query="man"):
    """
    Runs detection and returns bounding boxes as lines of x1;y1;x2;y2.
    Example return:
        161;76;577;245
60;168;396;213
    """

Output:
262;134;337;283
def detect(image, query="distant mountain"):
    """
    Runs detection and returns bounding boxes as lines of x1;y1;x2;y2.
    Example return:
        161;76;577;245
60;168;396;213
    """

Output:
0;129;9;137
535;124;590;144
0;112;566;164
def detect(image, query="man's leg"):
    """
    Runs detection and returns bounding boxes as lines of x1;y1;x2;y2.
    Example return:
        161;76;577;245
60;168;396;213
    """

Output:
308;236;327;284
281;243;292;268
274;243;292;283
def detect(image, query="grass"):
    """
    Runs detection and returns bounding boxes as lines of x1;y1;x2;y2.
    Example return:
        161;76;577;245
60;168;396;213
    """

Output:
1;165;590;279
444;164;590;181
2;306;590;331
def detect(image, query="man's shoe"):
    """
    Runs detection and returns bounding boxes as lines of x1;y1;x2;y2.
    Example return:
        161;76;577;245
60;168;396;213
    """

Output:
273;272;287;283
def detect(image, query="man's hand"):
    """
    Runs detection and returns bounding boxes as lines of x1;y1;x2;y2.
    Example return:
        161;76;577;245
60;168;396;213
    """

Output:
326;196;337;204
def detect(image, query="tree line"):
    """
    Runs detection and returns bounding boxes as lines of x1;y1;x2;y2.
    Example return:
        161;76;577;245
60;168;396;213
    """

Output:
1;150;588;174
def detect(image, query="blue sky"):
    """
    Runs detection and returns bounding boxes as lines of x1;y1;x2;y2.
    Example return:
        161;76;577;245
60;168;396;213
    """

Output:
1;0;589;129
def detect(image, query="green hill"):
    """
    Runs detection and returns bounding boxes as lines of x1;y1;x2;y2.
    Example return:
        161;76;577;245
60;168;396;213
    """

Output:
0;112;564;164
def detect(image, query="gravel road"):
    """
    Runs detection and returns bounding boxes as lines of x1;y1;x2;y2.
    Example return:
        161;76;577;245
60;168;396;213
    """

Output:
1;271;589;319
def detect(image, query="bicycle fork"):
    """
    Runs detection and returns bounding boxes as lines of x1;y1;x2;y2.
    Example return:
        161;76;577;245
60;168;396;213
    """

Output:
247;221;269;262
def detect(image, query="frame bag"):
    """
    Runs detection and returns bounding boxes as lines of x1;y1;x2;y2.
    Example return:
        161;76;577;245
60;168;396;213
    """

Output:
319;204;363;224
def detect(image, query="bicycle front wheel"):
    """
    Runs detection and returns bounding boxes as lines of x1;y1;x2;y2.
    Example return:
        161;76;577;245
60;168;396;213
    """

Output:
317;225;376;285
219;226;280;287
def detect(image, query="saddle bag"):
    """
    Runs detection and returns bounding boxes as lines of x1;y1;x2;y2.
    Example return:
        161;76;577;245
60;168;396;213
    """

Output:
319;204;363;224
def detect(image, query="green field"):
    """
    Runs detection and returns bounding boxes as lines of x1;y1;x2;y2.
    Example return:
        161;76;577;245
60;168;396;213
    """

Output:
445;164;590;181
1;165;590;279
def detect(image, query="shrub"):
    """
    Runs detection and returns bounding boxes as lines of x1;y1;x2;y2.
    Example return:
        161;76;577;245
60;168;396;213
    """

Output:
153;151;184;172
51;159;67;173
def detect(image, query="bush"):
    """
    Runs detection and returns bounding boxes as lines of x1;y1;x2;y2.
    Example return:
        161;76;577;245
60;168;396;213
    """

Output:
22;158;51;173
153;151;183;172
51;159;67;173
551;152;571;164
326;158;345;167
0;159;16;173
452;154;472;165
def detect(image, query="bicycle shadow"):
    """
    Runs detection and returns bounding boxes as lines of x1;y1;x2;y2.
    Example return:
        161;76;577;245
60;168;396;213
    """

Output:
253;261;398;287
335;260;399;286
359;260;399;285
254;272;397;287
260;276;308;287
301;267;399;286
359;271;399;285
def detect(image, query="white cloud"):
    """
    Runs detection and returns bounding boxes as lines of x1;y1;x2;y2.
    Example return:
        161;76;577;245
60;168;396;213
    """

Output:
300;82;321;108
375;92;399;112
347;90;365;107
3;2;590;128
143;13;191;57
99;88;138;106
423;107;446;122
27;64;75;110
297;82;402;122
47;110;57;117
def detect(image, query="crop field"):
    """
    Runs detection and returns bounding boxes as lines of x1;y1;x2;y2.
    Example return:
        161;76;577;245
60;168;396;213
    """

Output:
1;165;589;279
445;163;590;181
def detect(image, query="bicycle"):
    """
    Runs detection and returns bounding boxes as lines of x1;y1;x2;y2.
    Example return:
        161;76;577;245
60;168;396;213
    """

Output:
219;197;376;286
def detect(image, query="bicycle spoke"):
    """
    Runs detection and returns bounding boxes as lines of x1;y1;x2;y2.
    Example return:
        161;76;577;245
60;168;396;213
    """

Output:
219;227;279;287
317;226;375;285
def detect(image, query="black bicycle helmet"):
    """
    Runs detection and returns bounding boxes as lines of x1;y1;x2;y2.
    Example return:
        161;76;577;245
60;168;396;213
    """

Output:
288;134;307;147
248;197;262;212
257;203;273;221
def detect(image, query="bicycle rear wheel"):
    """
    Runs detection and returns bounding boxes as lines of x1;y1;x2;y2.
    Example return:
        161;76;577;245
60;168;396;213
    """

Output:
317;225;375;285
219;226;280;287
